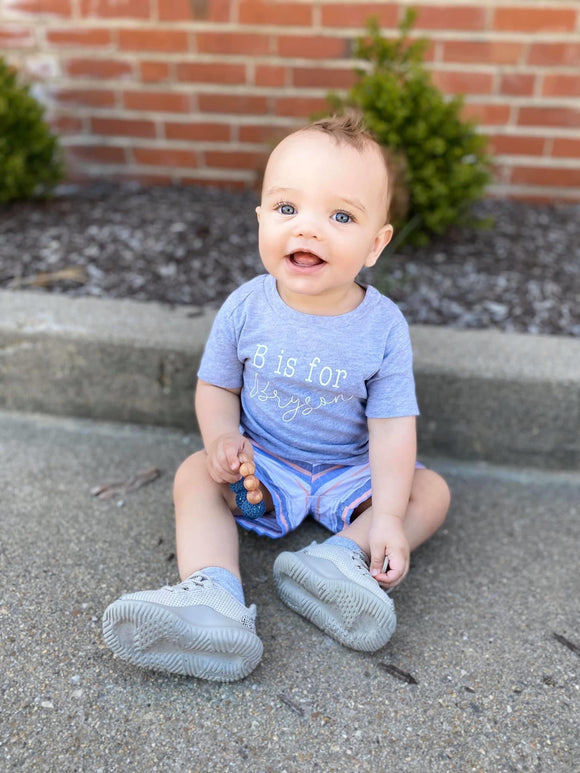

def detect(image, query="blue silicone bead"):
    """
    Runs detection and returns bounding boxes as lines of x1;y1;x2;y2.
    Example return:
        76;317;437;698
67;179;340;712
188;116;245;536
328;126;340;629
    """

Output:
231;486;265;520
230;478;246;494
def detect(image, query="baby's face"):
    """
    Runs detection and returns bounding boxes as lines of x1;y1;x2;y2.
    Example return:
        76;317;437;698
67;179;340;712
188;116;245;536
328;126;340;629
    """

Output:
256;131;393;314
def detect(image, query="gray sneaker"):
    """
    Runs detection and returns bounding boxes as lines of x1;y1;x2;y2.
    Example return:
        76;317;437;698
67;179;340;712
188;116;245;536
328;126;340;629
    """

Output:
273;542;396;652
102;574;263;681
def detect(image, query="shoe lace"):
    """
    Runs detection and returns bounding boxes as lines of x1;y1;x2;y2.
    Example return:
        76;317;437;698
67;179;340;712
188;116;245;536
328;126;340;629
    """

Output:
163;573;210;593
350;550;370;573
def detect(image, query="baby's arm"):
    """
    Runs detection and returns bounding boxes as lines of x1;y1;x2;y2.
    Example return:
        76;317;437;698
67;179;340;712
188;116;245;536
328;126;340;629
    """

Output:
195;379;254;483
367;416;417;588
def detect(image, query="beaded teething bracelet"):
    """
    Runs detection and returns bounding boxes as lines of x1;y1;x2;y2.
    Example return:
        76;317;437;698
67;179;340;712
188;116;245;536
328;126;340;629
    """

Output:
229;453;266;520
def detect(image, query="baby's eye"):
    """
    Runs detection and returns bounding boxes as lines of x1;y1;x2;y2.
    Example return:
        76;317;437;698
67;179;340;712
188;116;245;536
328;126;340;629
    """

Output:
333;211;352;224
277;203;296;216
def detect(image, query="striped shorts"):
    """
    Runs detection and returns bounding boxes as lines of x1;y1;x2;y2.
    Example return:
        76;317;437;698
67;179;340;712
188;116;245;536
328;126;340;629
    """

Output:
235;438;425;539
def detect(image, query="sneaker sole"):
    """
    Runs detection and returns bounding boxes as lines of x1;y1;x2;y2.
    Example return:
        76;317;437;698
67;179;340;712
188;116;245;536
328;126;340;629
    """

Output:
273;552;396;652
102;599;263;682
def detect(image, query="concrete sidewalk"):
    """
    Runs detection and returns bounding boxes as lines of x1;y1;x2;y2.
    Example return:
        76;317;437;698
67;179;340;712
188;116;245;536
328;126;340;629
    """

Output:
1;411;579;772
1;289;579;470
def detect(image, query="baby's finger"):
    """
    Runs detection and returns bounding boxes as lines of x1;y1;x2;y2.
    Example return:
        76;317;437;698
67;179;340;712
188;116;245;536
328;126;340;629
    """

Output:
223;442;243;472
239;442;255;466
384;556;409;588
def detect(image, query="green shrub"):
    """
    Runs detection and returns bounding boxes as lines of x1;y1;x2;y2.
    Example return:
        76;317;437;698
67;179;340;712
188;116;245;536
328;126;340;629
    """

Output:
0;58;63;203
329;10;492;246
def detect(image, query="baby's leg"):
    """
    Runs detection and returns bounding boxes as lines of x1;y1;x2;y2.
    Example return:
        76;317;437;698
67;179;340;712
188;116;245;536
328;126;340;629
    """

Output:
101;450;265;681
173;450;243;580
341;467;451;553
272;468;450;652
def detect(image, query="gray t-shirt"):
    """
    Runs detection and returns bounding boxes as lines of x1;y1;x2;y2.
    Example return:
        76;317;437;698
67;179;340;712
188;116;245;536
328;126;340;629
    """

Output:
198;274;419;465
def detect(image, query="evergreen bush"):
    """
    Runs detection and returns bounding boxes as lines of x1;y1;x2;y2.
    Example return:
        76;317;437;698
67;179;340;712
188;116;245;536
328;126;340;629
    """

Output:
0;58;63;203
329;10;492;246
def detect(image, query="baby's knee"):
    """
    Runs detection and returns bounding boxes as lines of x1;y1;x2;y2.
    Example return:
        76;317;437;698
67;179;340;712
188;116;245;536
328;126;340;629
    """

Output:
414;469;451;529
429;470;451;528
173;450;207;499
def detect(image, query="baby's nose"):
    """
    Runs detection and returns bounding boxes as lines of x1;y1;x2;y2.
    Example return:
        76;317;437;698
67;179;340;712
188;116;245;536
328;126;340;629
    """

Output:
293;212;321;239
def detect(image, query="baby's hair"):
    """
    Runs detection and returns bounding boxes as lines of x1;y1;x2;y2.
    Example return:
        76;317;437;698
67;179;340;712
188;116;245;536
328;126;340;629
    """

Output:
298;111;393;221
304;111;378;152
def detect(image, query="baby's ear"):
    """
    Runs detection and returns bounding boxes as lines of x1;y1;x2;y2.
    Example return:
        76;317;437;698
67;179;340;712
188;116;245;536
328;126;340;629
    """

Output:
255;205;261;222
365;223;393;268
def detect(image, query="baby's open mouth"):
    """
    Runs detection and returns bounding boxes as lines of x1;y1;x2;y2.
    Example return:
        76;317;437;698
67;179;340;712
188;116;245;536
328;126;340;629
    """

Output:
289;251;325;267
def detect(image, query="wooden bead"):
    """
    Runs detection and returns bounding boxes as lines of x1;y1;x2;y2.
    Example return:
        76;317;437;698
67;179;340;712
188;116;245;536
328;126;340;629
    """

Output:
243;475;259;491
239;461;255;477
246;489;263;505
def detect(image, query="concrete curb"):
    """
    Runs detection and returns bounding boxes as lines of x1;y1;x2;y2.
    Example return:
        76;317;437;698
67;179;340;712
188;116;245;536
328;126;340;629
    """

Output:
1;289;578;469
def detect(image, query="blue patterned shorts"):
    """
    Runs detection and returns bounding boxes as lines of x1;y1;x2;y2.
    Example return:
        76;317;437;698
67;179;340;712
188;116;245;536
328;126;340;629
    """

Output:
234;438;425;539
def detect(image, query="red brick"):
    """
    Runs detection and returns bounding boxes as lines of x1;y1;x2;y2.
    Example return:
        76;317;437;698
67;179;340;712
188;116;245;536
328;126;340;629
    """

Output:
196;31;271;56
165;121;231;142
489;135;546;157
176;62;246;85
139;61;171;82
123;90;191;113
255;65;286;88
158;0;230;22
67;145;127;164
511;166;580;188
552;138;580;159
461;102;511;125
80;0;150;18
238;124;290;144
277;35;348;59
65;58;134;80
321;3;398;28
543;75;580;99
198;93;269;114
415;4;486;31
442;40;523;66
239;1;312;26
494;7;576;33
499;73;535;97
46;27;112;46
274;95;329;117
54;88;116;108
50;115;84;134
529;43;580;67
431;70;494;95
518;107;580;129
7;0;72;16
133;147;199;168
118;28;189;53
205;150;266;170
91;117;157;138
292;66;356;90
0;25;35;47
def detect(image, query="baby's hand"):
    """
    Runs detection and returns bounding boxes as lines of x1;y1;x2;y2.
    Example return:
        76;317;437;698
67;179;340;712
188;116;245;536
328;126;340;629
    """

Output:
368;516;410;589
205;432;253;484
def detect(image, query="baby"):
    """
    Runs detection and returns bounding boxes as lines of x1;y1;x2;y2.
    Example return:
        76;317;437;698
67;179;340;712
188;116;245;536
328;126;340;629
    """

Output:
103;113;451;681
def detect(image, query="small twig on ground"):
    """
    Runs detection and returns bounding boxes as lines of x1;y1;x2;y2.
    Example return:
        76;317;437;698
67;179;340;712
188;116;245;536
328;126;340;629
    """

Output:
278;693;306;717
12;266;88;288
377;662;418;685
91;466;161;500
553;632;580;657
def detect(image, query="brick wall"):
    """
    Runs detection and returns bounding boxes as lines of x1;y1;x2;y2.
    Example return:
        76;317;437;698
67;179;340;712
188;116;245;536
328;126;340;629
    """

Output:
1;0;579;200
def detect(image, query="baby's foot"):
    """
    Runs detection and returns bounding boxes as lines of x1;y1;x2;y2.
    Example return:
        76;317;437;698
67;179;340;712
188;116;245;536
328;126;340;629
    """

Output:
102;574;263;681
273;541;396;651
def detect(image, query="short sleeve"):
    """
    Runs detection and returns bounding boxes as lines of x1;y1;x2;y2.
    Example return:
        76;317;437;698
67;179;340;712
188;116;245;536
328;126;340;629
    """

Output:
197;294;244;390
365;319;419;418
